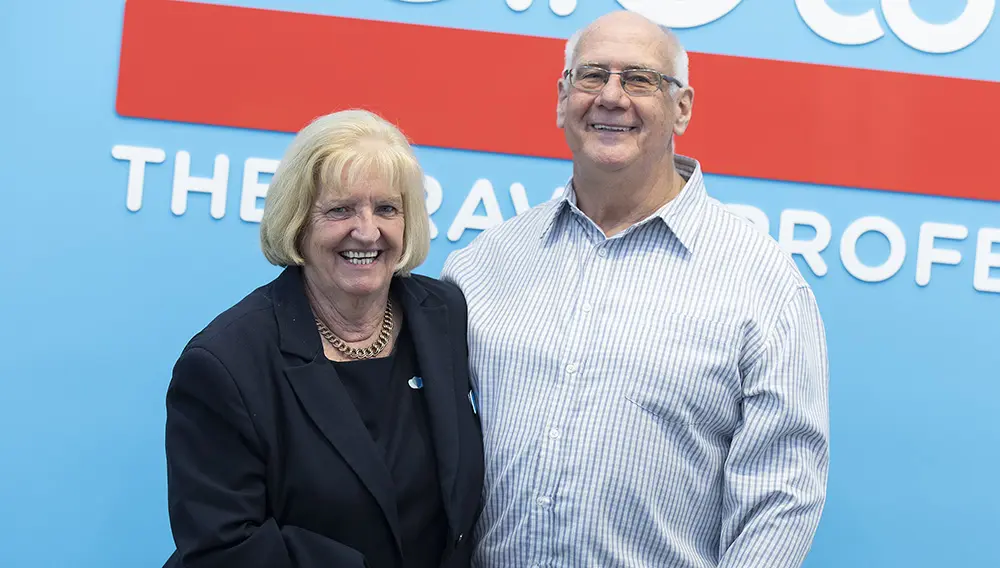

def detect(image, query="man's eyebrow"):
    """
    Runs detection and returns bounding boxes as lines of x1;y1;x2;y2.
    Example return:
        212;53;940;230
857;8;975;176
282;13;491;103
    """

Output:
576;61;661;71
623;63;660;71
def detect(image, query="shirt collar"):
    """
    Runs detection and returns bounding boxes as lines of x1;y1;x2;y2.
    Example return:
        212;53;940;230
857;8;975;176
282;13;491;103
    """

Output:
541;154;710;254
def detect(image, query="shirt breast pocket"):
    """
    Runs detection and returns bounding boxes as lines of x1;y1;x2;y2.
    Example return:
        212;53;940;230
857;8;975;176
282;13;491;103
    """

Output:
623;312;742;428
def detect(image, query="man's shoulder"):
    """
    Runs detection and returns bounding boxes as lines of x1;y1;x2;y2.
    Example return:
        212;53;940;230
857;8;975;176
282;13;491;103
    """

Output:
444;198;563;273
702;197;809;289
475;197;563;247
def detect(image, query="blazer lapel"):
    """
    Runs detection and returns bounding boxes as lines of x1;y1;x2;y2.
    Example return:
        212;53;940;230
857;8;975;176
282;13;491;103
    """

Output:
271;267;403;553
395;277;462;537
284;362;401;550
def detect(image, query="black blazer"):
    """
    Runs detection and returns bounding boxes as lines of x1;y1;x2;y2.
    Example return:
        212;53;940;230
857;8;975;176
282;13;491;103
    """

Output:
162;267;485;568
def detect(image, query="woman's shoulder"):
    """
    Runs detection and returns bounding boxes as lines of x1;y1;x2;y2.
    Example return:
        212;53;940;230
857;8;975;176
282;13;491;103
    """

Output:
167;276;289;410
182;280;279;358
399;273;466;307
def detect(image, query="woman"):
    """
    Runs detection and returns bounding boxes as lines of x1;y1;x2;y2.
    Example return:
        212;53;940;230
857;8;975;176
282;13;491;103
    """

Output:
162;110;484;568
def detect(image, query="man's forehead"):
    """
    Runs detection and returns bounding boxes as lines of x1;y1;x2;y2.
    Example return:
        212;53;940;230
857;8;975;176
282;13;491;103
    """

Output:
574;24;672;68
576;58;665;71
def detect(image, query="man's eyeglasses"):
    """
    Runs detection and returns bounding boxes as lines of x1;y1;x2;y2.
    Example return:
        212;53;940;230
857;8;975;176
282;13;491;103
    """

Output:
564;65;683;96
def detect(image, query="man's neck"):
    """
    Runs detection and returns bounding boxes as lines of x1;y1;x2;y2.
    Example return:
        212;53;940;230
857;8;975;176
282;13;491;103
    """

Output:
572;159;686;238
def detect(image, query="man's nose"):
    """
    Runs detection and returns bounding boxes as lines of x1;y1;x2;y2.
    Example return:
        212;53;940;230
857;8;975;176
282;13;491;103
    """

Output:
595;73;630;108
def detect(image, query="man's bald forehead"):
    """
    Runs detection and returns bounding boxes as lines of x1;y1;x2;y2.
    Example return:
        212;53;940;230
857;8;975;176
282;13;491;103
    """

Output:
584;10;663;33
572;11;679;67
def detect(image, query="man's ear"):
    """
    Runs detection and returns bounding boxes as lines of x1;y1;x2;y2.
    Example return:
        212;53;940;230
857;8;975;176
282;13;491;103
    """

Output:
673;85;694;136
556;78;568;128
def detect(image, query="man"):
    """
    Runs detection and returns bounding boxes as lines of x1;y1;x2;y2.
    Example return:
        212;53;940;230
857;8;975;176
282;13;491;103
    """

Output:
441;10;829;568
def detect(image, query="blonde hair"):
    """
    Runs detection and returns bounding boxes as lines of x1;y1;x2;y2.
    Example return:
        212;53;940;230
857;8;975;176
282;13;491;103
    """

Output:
259;109;430;276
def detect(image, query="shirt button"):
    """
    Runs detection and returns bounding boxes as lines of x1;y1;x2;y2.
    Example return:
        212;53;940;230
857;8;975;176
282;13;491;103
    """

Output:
536;495;551;507
597;248;608;257
548;428;561;439
566;363;577;374
581;302;592;313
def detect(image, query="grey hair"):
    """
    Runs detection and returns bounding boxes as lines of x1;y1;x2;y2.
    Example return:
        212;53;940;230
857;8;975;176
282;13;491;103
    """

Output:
563;24;689;89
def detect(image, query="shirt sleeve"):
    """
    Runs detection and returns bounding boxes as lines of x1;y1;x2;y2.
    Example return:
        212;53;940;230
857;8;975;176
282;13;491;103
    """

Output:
718;286;830;568
439;249;464;287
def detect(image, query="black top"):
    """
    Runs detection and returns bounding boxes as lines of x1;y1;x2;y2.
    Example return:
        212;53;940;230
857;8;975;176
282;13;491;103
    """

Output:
331;323;448;568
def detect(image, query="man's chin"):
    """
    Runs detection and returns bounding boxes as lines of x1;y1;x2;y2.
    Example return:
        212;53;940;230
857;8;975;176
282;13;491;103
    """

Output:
583;152;635;173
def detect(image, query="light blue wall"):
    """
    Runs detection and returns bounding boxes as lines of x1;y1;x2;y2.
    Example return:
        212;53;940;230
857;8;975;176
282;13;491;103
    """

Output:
2;1;998;566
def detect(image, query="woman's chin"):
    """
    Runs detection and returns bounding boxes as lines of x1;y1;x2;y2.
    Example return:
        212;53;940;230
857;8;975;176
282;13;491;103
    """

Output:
330;275;391;300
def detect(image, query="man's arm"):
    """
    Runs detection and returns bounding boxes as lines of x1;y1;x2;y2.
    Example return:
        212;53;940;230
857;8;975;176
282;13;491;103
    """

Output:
718;286;830;568
439;249;464;287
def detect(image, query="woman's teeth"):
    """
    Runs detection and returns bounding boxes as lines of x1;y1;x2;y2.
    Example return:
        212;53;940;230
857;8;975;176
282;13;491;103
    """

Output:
341;251;379;265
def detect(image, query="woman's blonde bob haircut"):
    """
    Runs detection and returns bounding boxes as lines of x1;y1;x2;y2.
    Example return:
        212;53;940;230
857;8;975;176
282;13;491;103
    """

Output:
259;109;430;276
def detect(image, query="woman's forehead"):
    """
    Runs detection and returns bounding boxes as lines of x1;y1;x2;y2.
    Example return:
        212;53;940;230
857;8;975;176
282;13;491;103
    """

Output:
317;175;402;202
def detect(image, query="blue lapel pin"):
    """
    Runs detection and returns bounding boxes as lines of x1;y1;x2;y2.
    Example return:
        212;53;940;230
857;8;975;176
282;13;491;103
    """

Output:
468;389;478;415
408;376;424;390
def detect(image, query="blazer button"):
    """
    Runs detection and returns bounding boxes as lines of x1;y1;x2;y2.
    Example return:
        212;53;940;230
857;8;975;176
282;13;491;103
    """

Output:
456;533;464;545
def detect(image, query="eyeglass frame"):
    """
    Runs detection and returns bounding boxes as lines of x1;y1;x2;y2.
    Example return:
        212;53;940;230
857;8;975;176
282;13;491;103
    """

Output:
562;64;685;96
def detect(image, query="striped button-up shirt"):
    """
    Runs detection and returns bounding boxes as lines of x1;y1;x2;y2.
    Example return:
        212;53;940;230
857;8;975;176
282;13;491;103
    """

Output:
441;155;829;568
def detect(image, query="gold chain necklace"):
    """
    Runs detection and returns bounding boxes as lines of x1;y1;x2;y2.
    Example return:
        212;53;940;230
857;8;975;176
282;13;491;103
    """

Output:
315;300;394;360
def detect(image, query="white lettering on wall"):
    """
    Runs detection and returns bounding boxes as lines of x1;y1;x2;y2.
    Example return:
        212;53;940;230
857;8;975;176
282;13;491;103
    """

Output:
779;209;832;277
447;179;505;242
974;228;1000;293
616;0;742;28
111;145;166;212
405;0;996;54
795;0;884;46
915;222;968;286
881;0;995;54
171;151;229;219
424;175;443;240
239;158;279;223
840;216;906;283
620;0;995;54
796;0;995;53
113;145;1000;294
503;0;577;17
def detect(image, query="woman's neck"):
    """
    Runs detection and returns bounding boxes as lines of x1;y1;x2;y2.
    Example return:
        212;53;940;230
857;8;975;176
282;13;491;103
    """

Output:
304;276;389;343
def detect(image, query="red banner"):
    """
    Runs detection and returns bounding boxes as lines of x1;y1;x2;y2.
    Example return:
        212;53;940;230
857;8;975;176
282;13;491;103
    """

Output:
116;0;1000;202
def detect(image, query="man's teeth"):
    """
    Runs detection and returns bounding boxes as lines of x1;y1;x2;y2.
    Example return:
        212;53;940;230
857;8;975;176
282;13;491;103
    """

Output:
341;251;379;265
593;124;633;132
